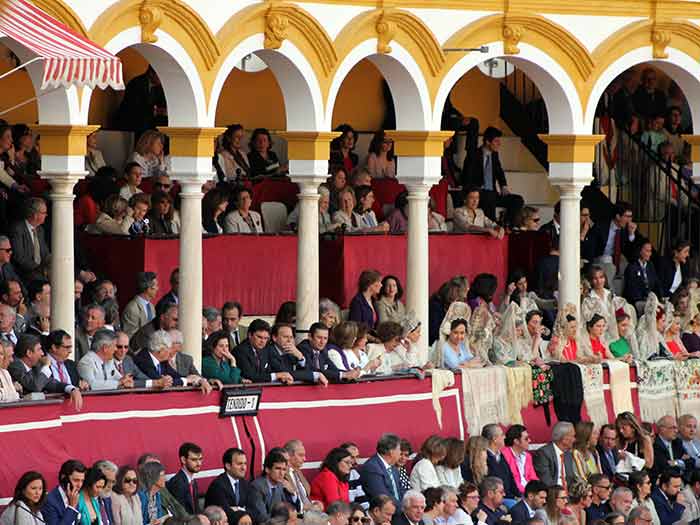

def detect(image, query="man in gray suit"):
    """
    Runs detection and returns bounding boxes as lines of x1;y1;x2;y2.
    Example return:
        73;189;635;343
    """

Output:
8;333;83;409
122;272;159;337
77;329;135;391
113;331;172;389
250;449;293;524
166;328;200;377
533;421;578;488
131;302;179;353
8;197;50;282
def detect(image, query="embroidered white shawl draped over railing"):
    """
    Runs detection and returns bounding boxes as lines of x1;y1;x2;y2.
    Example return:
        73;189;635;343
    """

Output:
460;366;509;434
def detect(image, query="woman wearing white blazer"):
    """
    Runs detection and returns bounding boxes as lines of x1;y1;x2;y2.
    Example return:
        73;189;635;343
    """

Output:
223;187;264;233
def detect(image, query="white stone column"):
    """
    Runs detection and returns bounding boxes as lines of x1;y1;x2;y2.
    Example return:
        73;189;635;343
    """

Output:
177;177;205;368
405;183;431;349
555;180;585;311
49;175;81;340
161;127;224;371
294;181;322;334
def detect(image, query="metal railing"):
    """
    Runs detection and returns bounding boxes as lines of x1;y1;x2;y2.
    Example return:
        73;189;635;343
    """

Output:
593;123;698;252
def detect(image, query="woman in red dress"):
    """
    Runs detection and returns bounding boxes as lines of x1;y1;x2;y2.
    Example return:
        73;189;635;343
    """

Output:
586;314;613;361
310;447;352;510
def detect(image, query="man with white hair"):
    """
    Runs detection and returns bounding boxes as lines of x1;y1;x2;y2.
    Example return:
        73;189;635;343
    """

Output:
78;329;135;390
609;487;633;517
392;490;425;525
203;506;228;525
679;414;700;470
113;331;172;389
627;506;653;525
94;459;118;524
533;421;576;488
652;415;688;481
134;329;212;393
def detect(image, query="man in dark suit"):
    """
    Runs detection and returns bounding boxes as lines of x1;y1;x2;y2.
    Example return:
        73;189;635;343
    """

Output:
596;424;621;478
8;197;50;282
360;433;404;507
475;477;509;525
657;240;690;298
539;201;560;248
591;201;645;286
482;424;520;499
222;301;246;347
112;331;170;389
205;448;253;524
651;469;685;525
166;442;203;515
42;459;86;525
532;421;577;488
633;68;667;121
462;126;524;225
391;491;425;525
133;329;211;392
0;235;22;289
46;329;87;391
232;319;294;384
116;65;167;136
509;480;547;525
652;416;689;482
249;449;295;524
131;302;179;353
586;474;612;523
297;322;360;383
155;268;179;314
8;333;83;409
623;241;662;312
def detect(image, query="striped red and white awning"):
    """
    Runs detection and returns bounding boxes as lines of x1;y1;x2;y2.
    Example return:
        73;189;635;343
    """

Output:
0;0;123;90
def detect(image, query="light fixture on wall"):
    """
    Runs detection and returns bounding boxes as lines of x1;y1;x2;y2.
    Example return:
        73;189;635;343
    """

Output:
477;58;514;78
234;53;268;73
443;46;489;53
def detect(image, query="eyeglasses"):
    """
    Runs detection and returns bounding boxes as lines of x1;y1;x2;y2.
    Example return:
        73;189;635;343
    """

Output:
0;248;11;252
124;478;138;484
465;495;480;500
155;183;172;189
596;485;611;490
116;345;129;349
350;518;370;523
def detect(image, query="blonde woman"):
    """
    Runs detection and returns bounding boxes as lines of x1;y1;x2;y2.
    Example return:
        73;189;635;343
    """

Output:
572;421;602;479
129;130;169;178
94;195;131;235
332;186;360;231
461;436;488;486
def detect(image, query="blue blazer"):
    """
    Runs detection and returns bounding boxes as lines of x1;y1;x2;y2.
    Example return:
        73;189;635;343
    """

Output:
509;500;532;525
651;487;684;525
348;293;377;329
359;454;403;505
43;487;80;525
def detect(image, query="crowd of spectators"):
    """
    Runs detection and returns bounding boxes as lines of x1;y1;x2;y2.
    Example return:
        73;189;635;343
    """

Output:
4;417;700;525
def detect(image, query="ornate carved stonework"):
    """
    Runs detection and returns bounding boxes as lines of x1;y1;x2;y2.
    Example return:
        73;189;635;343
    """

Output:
503;23;525;54
139;0;162;44
376;11;397;54
651;27;671;59
264;10;289;49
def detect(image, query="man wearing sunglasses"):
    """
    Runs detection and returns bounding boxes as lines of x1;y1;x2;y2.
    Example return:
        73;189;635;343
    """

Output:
112;331;171;389
585;474;612;523
0;236;21;289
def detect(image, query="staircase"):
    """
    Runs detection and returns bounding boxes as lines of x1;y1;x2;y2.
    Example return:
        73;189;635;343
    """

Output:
593;124;699;252
499;70;549;170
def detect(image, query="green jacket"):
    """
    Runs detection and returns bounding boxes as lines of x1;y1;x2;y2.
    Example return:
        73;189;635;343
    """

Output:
202;355;242;385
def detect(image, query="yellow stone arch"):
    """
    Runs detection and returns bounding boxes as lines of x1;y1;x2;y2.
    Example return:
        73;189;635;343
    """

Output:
586;19;700;107
33;0;88;38
332;8;445;97
88;0;220;75
214;3;336;86
441;13;594;99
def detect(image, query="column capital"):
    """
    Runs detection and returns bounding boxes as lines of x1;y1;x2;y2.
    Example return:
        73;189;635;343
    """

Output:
158;127;226;158
384;130;454;157
32;125;100;156
278;131;341;160
538;134;604;163
47;174;82;197
682;135;700;162
404;182;432;197
292;176;327;189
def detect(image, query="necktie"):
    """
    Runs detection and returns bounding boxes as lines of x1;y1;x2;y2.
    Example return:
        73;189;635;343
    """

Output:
483;154;493;191
146;303;155;321
607;450;615;472
232;480;239;505
58;363;67;383
101;363;108;380
156;362;162;376
190;480;197;512
387;466;399;500
613;229;622;268
293;471;308;505
233;330;240;346
32;227;41;265
99;499;110;525
313;351;320;371
668;442;674;462
116;361;124;375
559;452;567;490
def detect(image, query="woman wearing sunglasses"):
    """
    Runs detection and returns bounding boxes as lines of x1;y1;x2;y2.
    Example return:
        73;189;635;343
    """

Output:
111;466;143;525
348;504;370;525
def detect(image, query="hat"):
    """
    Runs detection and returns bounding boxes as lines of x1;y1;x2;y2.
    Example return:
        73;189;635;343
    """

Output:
400;311;421;337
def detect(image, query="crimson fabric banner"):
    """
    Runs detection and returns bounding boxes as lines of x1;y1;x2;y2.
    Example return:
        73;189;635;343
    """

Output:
320;234;509;307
